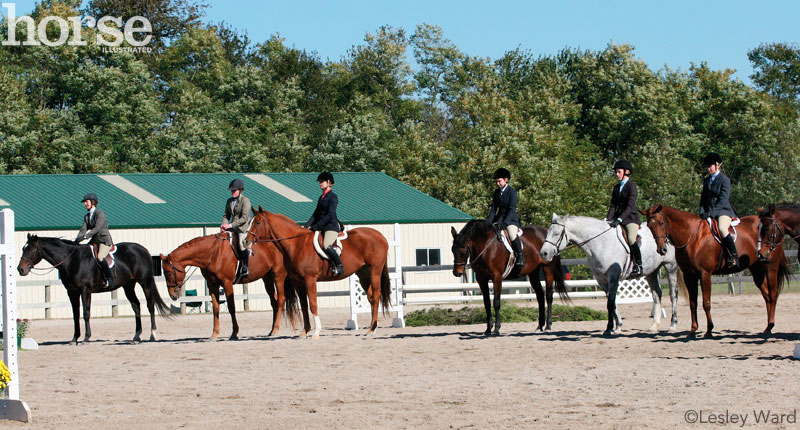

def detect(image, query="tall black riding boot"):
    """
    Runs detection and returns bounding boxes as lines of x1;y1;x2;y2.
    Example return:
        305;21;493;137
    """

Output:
238;248;250;279
100;260;115;287
722;235;739;269
325;246;344;276
630;242;643;277
511;237;526;267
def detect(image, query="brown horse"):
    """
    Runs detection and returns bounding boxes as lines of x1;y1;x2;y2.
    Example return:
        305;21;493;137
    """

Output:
642;204;790;338
758;203;800;264
450;220;570;335
160;232;301;340
245;207;391;338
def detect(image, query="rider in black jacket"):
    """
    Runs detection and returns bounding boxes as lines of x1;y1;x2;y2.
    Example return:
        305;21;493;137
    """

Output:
488;168;525;267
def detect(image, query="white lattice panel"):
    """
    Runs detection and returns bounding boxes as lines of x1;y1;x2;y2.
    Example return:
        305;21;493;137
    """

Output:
616;277;653;304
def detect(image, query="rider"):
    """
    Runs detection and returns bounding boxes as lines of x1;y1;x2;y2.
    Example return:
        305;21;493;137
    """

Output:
699;152;738;269
306;172;344;276
221;179;252;279
488;168;525;267
605;160;643;277
75;193;115;287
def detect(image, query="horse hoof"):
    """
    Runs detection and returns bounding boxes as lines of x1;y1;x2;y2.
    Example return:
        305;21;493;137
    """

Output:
647;325;658;333
311;334;320;340
668;326;677;333
703;332;714;339
491;330;500;336
365;330;375;336
687;332;697;339
484;330;492;336
534;327;543;333
150;334;157;342
230;335;239;341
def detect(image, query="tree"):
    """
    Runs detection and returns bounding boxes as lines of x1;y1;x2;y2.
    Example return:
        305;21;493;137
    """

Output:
748;42;800;102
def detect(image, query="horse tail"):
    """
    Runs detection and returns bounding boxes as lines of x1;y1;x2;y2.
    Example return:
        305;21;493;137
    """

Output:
151;280;173;319
552;256;572;304
380;261;392;317
282;277;302;329
777;252;791;295
676;267;689;303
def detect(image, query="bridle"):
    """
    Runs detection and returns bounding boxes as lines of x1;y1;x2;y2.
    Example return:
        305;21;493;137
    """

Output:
164;235;226;290
452;236;493;270
758;216;789;260
19;239;78;275
245;218;313;244
543;220;614;257
649;214;702;250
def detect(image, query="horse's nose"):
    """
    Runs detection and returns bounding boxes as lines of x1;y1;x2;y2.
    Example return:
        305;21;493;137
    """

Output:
452;268;462;277
659;247;667;255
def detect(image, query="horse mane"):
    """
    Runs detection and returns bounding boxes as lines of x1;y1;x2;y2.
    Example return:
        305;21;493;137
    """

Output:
455;219;494;245
261;210;305;231
173;233;222;253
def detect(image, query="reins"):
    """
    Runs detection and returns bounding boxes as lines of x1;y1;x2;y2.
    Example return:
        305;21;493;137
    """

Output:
21;240;79;275
164;234;226;290
245;229;313;244
544;221;615;257
652;216;702;249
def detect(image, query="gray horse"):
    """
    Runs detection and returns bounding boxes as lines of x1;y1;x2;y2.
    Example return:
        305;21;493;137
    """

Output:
539;213;682;335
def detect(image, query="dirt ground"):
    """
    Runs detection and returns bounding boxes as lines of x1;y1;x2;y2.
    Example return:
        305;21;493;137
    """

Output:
5;292;800;429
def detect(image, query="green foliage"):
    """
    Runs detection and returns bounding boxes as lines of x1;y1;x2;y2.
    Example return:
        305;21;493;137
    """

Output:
405;302;607;327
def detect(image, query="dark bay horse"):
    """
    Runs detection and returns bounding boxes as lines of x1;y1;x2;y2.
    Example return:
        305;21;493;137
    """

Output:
245;207;391;339
450;220;570;335
17;234;171;344
160;232;301;340
642;204;790;338
758;204;800;264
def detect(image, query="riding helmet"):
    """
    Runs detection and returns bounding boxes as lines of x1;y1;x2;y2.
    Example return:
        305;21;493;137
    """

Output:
317;172;334;185
613;159;633;174
228;179;245;191
702;152;722;167
81;193;99;204
493;168;511;180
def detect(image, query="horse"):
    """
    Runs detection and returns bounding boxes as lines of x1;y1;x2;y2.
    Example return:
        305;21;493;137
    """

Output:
450;220;570;335
758;203;800;264
642;204;790;338
538;214;682;335
16;234;171;344
245;206;391;339
160;231;302;340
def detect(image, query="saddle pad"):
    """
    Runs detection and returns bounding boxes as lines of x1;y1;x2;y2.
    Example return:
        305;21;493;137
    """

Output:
500;230;523;279
89;243;117;268
707;218;739;244
313;230;348;259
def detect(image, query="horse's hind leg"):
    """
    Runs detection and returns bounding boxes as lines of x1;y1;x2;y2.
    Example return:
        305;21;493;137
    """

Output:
139;277;159;341
68;290;81;344
528;269;546;332
122;283;143;342
81;289;93;342
665;263;679;332
357;267;380;335
646;272;663;333
224;283;239;340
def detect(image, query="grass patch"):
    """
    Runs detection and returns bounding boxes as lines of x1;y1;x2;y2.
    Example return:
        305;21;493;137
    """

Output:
405;301;607;327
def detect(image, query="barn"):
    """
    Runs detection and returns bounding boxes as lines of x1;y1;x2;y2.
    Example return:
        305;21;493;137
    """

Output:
0;172;472;319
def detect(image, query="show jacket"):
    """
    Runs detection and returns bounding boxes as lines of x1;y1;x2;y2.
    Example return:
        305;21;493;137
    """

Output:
77;208;113;245
698;172;736;219
222;194;252;230
606;180;641;225
307;190;340;232
488;185;521;228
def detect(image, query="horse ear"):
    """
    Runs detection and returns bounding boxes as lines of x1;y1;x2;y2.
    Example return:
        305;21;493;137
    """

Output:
258;205;264;212
451;226;457;238
639;209;647;216
251;207;257;215
768;204;776;215
27;233;31;239
159;254;166;261
653;204;663;213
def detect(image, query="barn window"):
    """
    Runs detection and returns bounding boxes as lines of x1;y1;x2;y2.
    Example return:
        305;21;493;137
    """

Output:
151;256;162;276
415;248;441;266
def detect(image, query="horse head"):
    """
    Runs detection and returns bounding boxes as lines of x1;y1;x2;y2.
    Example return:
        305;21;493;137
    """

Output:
245;205;272;248
757;205;783;261
539;213;568;263
17;233;42;276
450;226;469;277
642;204;669;255
160;254;186;300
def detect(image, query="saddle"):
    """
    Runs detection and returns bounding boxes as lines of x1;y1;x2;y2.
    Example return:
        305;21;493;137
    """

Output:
313;230;348;260
499;230;523;280
619;228;642;248
707;218;740;244
90;243;117;268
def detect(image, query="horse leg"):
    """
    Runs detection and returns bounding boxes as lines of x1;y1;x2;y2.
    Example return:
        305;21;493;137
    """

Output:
529;269;546;332
224;284;239;340
122;283;143;342
265;272;284;336
603;279;619;336
476;274;492;335
646;272;663;333
208;281;221;340
699;271;714;338
139;277;159;341
544;269;555;332
357;268;381;335
492;276;503;336
68;290;81;344
306;277;321;340
666;263;679;332
685;272;699;338
750;264;774;335
81;289;92;342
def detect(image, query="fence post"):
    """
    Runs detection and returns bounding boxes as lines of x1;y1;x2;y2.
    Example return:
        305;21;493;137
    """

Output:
243;282;250;311
111;289;119;317
44;284;52;319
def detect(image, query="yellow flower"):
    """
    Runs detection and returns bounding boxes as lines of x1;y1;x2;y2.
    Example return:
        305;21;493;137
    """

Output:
0;360;10;391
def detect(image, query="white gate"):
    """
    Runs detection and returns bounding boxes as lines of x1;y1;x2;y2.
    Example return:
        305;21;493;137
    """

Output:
1;209;31;422
346;223;404;329
616;277;653;304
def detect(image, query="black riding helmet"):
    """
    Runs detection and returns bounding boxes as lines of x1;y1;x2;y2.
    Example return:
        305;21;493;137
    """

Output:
317;172;334;185
228;179;245;191
493;168;511;180
702;153;722;167
81;193;98;204
613;159;633;174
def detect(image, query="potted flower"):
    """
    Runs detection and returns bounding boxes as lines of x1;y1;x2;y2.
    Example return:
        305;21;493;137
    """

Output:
0;360;10;396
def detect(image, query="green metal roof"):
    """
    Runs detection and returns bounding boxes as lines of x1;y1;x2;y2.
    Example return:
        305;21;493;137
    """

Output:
0;172;472;230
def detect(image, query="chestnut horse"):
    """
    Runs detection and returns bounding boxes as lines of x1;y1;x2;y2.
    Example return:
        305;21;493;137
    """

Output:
450;220;570;335
758;203;800;264
642;204;790;338
160;232;301;340
245;207;391;339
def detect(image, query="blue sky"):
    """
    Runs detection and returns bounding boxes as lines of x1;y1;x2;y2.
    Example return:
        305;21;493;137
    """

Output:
5;1;800;85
